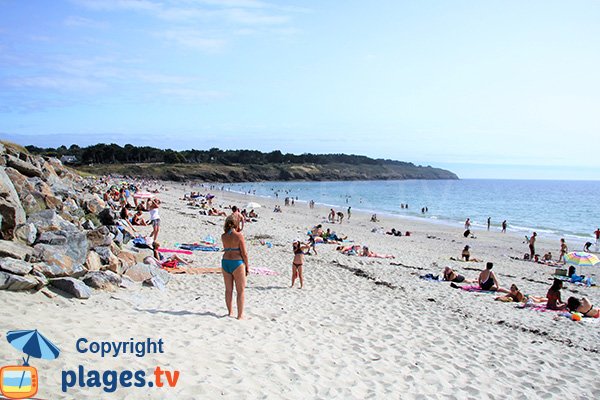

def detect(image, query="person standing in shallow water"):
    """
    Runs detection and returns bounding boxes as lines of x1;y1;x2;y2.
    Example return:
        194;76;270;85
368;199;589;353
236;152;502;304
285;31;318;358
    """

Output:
221;215;249;320
487;217;491;231
501;220;507;233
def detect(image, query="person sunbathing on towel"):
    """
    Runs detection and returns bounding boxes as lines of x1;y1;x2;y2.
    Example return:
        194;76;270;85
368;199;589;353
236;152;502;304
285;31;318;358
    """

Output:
495;284;525;302
442;267;476;284
145;242;190;268
567;297;600;318
477;263;508;292
361;246;395;259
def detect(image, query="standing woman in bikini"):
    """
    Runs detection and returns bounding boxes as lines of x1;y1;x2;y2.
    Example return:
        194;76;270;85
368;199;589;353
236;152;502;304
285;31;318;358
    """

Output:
291;241;309;289
221;215;249;319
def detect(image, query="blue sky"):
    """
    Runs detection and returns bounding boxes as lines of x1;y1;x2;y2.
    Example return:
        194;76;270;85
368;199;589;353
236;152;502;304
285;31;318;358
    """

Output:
1;0;599;179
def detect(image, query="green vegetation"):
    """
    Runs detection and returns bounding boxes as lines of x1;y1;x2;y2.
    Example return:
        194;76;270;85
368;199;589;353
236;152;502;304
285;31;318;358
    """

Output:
26;143;458;182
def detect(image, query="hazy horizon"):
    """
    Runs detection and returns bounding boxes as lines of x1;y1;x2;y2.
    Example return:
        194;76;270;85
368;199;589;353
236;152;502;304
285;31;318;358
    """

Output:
1;1;599;180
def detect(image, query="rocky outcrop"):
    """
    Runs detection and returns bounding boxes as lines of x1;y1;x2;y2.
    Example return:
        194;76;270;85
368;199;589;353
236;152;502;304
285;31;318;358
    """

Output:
0;143;170;297
50;277;92;299
0;168;26;239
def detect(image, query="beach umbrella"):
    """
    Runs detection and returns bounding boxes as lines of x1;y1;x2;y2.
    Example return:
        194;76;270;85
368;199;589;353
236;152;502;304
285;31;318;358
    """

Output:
564;252;600;267
6;329;60;388
133;192;154;199
246;202;262;209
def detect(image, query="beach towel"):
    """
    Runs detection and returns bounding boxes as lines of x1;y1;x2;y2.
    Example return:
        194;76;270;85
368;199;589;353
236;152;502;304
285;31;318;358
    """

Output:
457;285;495;294
419;274;441;282
250;267;279;276
158;248;193;255
163;267;222;274
176;243;220;251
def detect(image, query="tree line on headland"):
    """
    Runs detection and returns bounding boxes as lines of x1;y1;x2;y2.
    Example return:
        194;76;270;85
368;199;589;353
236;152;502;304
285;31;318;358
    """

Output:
25;143;459;181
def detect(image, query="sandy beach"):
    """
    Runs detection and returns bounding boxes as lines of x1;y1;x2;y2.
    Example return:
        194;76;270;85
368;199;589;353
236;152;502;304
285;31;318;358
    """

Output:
1;182;599;399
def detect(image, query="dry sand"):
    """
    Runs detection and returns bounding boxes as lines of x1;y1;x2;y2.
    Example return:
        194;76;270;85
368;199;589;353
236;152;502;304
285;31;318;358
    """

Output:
1;182;599;399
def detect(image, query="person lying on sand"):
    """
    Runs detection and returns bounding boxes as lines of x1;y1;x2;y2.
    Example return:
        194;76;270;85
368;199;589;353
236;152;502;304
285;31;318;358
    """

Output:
478;262;508;292
386;228;402;237
442;267;477;284
208;207;227;216
495;284;525;302
546;279;567;310
361;246;395;259
143;242;191;269
567;297;600;318
449;256;483;262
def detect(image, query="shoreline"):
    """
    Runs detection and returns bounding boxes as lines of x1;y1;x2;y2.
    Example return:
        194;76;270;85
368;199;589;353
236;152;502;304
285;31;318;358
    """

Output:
221;185;597;247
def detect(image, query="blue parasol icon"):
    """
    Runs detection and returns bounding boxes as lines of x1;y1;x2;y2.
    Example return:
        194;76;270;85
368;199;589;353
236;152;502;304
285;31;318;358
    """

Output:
6;329;60;388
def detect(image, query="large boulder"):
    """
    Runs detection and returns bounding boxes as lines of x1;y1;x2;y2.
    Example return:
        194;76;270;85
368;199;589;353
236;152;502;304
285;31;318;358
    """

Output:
37;231;68;245
84;250;103;271
83;271;122;291
123;262;170;285
32;262;70;278
0;168;27;239
117;251;137;269
0;271;38;291
0;240;33;260
0;258;33;275
6;154;42;178
82;194;106;214
86;226;113;249
33;229;88;277
50;277;92;299
94;246;122;274
27;210;78;233
14;223;37;245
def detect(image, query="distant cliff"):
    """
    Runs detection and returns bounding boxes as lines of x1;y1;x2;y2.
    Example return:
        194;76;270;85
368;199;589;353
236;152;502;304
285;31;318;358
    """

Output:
25;143;458;182
75;162;458;182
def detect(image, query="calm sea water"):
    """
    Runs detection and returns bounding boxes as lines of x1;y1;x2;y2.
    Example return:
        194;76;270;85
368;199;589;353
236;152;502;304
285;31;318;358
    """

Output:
226;179;600;242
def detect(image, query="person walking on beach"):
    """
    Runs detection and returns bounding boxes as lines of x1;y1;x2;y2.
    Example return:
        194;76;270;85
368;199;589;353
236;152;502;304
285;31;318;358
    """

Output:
337;211;344;224
595;228;600;246
528;232;537;260
221;215;249;319
464;218;471;230
291;240;309;289
347;206;351;221
487;217;491;231
329;209;336;223
501;220;507;233
559;238;568;263
148;198;161;242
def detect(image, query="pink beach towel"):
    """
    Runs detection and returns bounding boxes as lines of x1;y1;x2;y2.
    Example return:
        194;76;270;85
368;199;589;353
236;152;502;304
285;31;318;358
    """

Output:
459;285;495;294
158;248;193;255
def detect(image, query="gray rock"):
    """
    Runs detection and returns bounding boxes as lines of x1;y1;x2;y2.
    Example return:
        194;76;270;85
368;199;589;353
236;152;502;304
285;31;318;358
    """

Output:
27;210;78;233
33;229;88;278
5;154;42;178
14;223;37;245
83;270;122;290
0;240;33;260
82;194;106;214
50;277;92;299
0;168;27;240
30;268;49;287
124;262;170;284
143;275;167;290
36;231;68;245
84;250;103;271
32;262;70;278
0;258;33;275
0;271;38;291
119;275;140;290
86;226;113;249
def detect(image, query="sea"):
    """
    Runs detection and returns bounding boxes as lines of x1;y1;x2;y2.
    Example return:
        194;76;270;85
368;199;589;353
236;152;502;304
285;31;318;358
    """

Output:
224;179;599;243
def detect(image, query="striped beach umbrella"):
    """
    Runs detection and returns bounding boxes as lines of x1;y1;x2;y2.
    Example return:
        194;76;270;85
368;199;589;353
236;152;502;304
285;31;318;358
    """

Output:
6;330;60;364
564;252;600;267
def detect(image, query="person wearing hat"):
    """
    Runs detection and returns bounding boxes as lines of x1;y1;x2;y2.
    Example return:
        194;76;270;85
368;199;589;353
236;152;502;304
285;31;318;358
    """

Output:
461;245;471;261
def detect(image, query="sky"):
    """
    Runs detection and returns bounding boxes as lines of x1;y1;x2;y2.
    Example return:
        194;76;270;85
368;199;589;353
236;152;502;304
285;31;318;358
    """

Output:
1;0;599;179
